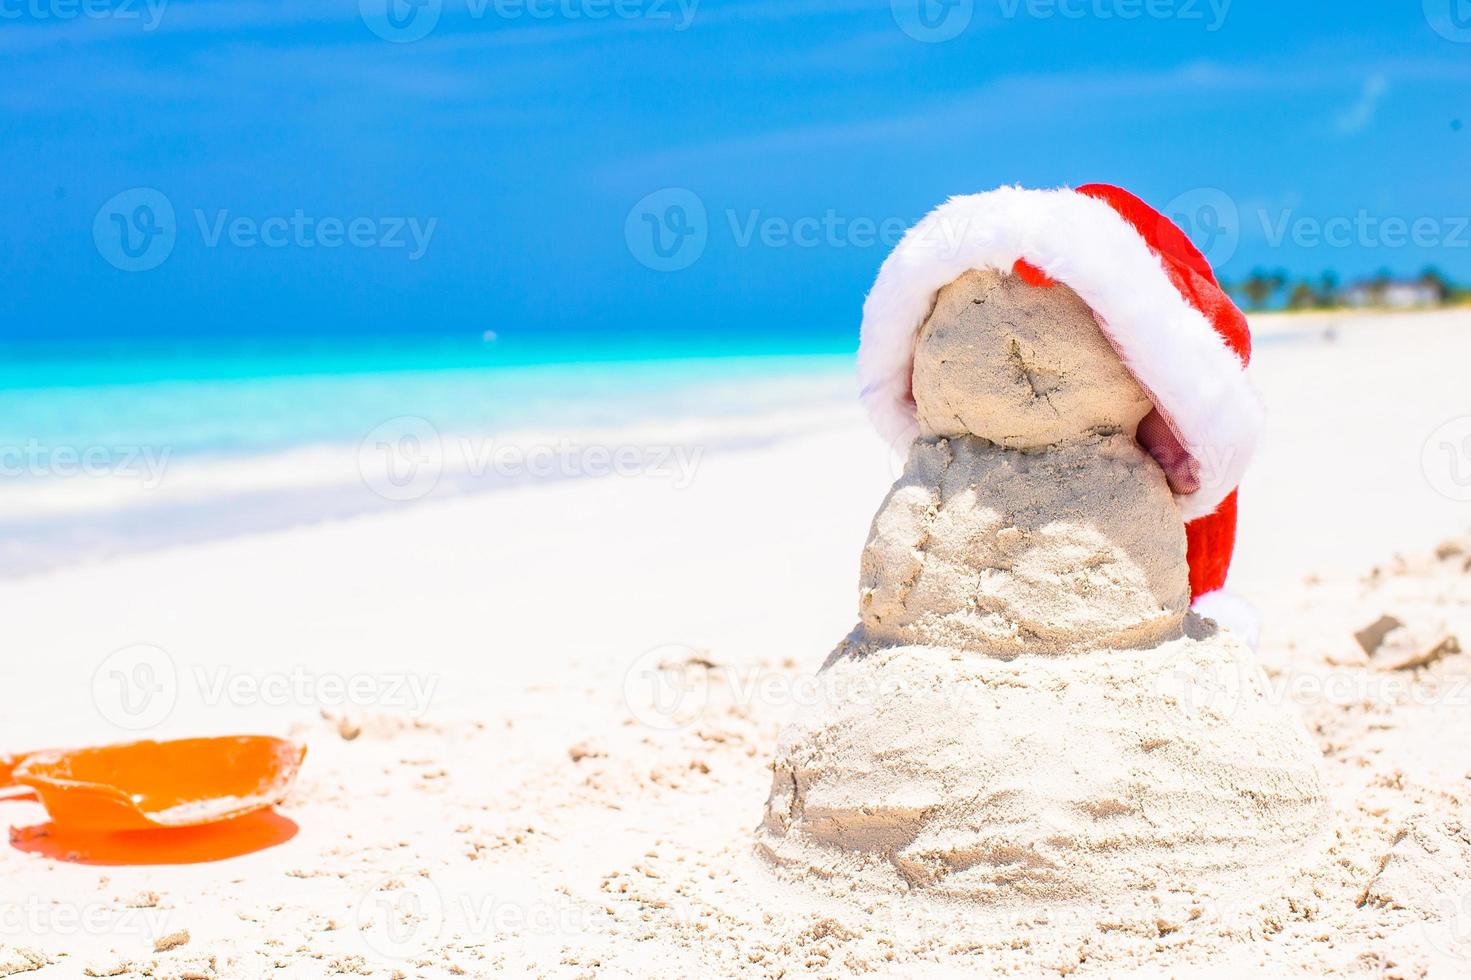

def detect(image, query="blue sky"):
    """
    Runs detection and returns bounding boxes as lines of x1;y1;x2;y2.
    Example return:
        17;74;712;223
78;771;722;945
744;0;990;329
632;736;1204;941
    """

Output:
2;0;1468;350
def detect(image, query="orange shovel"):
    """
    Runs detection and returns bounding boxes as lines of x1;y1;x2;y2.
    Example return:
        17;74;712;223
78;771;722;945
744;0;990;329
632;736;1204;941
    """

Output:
2;736;305;833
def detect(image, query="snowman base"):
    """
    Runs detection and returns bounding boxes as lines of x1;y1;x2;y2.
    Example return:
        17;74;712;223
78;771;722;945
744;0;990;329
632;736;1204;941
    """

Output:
758;616;1327;905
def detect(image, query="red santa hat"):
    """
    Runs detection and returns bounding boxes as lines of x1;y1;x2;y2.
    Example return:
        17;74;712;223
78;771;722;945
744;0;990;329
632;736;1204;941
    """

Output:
858;183;1262;642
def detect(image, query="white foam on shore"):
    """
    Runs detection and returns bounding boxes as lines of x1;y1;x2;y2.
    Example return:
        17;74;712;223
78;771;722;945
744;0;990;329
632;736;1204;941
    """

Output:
0;402;867;576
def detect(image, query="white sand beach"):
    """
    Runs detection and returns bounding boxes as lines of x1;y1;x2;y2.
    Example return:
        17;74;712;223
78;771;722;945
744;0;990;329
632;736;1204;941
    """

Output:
4;308;1471;977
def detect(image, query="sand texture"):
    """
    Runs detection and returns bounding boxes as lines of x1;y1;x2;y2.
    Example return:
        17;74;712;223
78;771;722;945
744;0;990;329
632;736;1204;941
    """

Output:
858;432;1190;654
4;309;1471;976
760;624;1329;906
913;270;1154;448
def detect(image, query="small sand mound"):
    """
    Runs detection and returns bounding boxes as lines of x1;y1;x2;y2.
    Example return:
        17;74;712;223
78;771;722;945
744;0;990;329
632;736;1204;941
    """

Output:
758;621;1329;906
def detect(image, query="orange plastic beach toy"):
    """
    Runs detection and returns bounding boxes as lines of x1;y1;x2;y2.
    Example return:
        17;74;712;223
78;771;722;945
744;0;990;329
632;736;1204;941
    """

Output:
4;736;305;833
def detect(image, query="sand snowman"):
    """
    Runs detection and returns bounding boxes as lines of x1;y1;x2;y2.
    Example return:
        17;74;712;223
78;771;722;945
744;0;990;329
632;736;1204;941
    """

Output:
758;186;1327;905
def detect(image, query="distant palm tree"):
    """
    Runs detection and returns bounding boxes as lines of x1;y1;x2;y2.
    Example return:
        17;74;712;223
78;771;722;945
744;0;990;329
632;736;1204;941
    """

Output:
1287;281;1317;309
1367;267;1394;304
1314;271;1340;308
1239;269;1279;310
1418;266;1453;302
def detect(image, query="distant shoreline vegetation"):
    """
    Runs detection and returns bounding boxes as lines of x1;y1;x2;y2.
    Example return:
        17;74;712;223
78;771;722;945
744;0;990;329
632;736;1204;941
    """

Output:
1218;267;1471;313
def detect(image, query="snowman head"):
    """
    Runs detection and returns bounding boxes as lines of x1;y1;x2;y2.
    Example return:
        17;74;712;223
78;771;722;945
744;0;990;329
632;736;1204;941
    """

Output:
911;268;1153;449
860;185;1263;616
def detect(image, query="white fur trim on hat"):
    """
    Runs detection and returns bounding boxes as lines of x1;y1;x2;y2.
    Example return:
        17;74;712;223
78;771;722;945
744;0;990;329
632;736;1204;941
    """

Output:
858;185;1263;521
1191;588;1261;650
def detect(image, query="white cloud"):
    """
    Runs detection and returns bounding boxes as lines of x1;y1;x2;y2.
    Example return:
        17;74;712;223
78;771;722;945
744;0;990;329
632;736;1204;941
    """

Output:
1333;72;1388;136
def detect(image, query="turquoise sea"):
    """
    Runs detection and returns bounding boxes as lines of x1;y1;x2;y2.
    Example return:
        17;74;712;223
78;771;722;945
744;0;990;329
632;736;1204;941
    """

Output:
0;337;858;576
0;336;856;464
